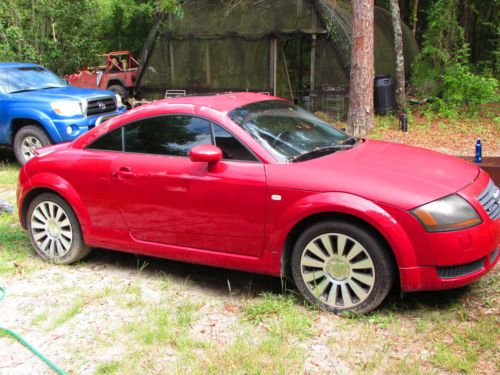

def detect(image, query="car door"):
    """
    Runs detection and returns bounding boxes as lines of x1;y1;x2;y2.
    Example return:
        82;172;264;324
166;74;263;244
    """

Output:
79;125;130;231
110;114;267;257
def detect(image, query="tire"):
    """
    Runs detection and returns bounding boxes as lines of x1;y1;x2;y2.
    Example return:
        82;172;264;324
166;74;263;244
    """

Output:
13;125;52;166
27;193;91;265
108;84;129;101
291;220;395;314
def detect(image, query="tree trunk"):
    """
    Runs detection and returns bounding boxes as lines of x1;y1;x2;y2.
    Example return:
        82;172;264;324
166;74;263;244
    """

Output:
412;0;419;36
389;0;406;114
399;0;410;25
461;0;473;46
347;0;375;137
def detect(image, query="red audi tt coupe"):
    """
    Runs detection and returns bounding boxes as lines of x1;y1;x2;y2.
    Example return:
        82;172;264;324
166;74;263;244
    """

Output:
17;93;499;313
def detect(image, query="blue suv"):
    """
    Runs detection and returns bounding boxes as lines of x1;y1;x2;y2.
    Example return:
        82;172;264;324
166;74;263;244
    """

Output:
0;62;126;164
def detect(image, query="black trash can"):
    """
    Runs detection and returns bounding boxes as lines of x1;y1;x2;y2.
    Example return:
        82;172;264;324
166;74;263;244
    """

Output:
374;75;396;115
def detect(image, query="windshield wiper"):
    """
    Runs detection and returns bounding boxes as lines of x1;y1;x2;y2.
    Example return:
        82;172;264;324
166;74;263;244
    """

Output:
291;145;353;162
340;137;358;145
9;88;38;93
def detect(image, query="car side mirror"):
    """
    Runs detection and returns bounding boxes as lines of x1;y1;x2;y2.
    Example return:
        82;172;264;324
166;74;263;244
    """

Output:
189;144;223;164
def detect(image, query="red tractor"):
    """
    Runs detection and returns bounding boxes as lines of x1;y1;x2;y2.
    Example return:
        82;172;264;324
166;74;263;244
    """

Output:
66;51;139;101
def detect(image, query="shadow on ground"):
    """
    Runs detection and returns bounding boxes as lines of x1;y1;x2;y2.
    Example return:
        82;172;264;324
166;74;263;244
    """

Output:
82;248;477;314
83;248;287;299
0;147;15;164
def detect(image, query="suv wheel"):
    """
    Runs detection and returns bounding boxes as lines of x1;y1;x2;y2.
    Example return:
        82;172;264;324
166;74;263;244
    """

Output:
108;84;128;101
14;125;52;165
291;220;395;314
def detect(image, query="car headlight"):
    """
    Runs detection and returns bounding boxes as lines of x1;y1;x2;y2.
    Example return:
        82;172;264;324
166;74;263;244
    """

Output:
411;194;482;232
51;101;82;117
115;94;124;109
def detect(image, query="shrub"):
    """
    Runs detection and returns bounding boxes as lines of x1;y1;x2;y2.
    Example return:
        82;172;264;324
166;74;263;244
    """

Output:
411;0;499;117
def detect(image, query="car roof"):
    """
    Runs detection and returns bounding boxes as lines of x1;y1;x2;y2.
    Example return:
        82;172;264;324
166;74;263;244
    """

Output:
0;62;42;69
141;92;284;113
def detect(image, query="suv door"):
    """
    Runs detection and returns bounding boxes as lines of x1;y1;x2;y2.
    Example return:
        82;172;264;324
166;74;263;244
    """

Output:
107;114;267;257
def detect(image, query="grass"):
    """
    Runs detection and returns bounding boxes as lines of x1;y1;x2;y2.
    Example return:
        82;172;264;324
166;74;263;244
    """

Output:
51;295;85;328
0;162;19;188
242;292;315;339
192;332;307;375
95;362;121;375
31;311;49;326
0;212;38;275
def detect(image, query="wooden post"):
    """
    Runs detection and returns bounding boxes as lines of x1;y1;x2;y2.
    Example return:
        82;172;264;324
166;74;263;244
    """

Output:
270;37;278;95
205;43;211;86
169;41;175;84
309;34;317;110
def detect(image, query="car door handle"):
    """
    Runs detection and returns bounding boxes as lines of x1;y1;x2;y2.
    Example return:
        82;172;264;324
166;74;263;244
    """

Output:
112;167;134;178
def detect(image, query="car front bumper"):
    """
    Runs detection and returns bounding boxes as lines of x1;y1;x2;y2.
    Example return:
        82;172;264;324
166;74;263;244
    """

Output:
392;169;499;292
399;246;498;291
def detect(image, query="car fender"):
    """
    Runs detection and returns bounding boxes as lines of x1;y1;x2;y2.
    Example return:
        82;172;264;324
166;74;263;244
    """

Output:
7;108;62;143
270;191;418;269
22;172;92;230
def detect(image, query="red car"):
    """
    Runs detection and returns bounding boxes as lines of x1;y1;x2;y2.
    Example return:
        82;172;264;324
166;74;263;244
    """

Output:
17;93;499;314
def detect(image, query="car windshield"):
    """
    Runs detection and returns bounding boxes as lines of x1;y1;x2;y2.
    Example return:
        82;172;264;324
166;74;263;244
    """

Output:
229;100;352;162
0;66;67;94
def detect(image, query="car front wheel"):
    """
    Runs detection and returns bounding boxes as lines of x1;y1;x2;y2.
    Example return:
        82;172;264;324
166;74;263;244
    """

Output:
291;220;395;314
13;125;52;165
27;193;91;264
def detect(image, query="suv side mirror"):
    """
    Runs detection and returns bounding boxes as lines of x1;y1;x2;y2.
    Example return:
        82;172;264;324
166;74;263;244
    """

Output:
190;144;222;164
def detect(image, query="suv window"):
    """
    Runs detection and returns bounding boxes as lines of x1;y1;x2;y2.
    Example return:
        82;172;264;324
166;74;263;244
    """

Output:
213;124;257;162
125;115;212;156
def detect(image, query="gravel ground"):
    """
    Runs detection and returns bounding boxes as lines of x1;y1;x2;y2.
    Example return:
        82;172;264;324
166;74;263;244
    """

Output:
1;243;498;374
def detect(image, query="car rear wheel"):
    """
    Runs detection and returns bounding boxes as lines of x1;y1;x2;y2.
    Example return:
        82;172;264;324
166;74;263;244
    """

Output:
13;125;52;165
291;220;395;314
27;193;91;264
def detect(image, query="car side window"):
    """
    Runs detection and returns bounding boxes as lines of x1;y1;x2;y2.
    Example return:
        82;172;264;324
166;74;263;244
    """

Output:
124;115;212;156
87;127;123;151
212;124;258;162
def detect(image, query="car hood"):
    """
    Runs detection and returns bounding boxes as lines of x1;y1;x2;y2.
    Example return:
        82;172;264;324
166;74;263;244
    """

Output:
11;86;115;102
265;140;479;210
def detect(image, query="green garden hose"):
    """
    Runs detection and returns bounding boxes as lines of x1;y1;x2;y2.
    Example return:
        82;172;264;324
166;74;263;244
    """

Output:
0;285;67;375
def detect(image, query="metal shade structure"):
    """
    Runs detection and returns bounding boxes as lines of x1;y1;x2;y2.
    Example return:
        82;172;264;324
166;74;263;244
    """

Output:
136;0;418;120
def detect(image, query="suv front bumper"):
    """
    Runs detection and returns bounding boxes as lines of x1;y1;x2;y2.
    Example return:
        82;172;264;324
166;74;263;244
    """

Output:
53;107;126;142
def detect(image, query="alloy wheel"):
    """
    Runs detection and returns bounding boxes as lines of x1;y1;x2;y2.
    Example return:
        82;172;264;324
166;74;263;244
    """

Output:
300;233;376;309
30;201;73;258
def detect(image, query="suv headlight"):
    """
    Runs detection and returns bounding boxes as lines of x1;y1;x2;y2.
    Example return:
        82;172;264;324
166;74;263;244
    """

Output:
51;101;82;117
411;194;482;232
115;94;124;109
